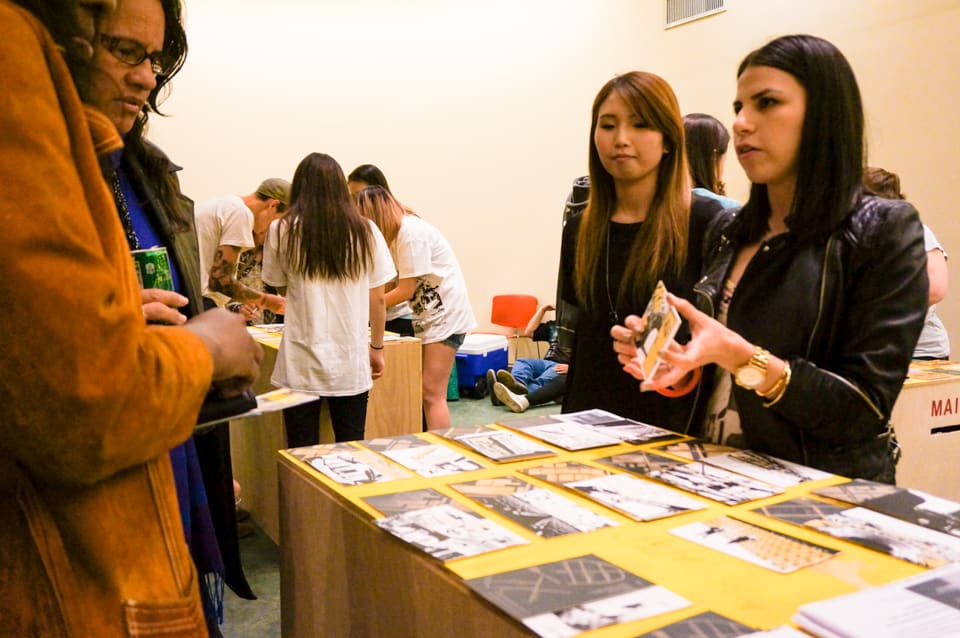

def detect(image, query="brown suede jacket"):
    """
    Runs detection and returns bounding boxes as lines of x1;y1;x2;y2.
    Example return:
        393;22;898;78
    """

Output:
0;3;213;636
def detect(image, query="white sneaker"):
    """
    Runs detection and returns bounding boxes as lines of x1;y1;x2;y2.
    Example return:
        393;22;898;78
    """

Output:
494;382;530;413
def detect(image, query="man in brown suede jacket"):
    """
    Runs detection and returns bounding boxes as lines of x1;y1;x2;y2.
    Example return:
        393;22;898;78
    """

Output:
0;1;262;635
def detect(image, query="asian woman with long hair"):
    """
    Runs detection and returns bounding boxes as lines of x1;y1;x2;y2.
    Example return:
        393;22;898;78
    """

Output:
558;71;722;433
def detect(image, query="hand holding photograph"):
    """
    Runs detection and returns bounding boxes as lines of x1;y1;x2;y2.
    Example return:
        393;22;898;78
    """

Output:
634;280;682;379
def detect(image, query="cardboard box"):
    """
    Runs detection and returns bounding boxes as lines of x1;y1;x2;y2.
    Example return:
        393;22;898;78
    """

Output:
891;360;960;501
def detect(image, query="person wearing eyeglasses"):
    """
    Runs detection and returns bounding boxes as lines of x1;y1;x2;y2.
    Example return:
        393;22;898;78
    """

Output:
87;0;260;634
2;0;262;635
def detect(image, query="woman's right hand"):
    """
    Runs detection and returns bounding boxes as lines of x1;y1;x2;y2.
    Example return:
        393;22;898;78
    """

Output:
184;308;262;397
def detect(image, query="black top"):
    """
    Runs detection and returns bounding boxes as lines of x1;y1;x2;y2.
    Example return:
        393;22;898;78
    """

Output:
692;195;928;480
558;195;723;432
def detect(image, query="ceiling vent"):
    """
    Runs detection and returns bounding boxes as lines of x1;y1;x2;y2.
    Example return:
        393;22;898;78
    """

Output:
665;0;726;29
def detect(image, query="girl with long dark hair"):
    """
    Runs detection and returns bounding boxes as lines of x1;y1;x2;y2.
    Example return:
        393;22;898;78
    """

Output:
263;153;395;444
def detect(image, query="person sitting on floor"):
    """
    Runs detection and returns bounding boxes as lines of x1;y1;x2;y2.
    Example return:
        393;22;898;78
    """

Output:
488;303;569;413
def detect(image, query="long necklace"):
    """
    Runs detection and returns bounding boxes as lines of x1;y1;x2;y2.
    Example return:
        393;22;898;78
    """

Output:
110;171;140;251
605;228;618;324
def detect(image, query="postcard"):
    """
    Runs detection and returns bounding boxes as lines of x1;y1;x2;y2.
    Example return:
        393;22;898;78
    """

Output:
635;280;682;379
497;409;678;447
375;504;527;562
446;429;556;463
465;554;690;638
670;516;838;574
652;440;740;461
600;452;783;505
516;422;623;451
379;443;484;477
703;449;834;488
361;488;460;516
565;473;707;522
755;497;960;568
523;461;614;484
298;446;413;485
598;451;687;475
451;476;617;537
635;611;757;637
361;434;432;452
813;479;960;537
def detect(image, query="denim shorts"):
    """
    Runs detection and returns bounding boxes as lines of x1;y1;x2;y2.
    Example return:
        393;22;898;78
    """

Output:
441;332;466;350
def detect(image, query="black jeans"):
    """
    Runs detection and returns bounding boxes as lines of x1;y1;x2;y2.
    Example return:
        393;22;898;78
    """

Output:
283;392;369;446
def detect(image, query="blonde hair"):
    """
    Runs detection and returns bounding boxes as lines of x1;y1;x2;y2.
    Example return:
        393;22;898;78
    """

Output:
354;185;406;245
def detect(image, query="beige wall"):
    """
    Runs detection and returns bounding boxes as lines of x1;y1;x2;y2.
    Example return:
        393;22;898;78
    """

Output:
150;0;960;343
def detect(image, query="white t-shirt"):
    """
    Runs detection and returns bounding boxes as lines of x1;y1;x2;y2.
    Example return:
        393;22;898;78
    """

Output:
194;194;255;306
262;218;396;395
915;224;950;359
394;215;476;343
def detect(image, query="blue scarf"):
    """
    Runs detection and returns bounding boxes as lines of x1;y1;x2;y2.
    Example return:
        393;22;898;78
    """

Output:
111;151;226;624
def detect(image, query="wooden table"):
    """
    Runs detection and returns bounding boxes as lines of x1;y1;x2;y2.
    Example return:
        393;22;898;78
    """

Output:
231;328;422;542
891;359;960;501
277;429;923;637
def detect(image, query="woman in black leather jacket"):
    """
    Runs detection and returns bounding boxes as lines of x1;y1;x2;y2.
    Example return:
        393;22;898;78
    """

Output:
612;35;928;483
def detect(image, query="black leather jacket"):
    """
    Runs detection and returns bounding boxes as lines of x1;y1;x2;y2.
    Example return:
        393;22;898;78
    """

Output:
693;194;928;480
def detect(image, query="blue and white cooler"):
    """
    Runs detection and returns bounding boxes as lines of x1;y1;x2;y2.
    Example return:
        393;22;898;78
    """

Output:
455;333;509;398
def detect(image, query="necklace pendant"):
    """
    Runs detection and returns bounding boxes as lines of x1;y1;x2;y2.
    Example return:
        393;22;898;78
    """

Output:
609;309;619;324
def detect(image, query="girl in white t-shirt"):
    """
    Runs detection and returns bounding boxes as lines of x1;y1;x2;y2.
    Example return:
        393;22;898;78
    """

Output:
355;186;476;430
263;154;396;444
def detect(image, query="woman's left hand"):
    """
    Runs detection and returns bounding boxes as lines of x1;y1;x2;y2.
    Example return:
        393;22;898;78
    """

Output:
650;294;750;389
369;349;385;379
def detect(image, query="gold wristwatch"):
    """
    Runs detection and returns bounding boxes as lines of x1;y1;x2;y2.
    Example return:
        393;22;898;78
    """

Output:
734;346;769;390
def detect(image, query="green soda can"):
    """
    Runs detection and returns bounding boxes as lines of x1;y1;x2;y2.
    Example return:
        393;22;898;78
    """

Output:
132;246;174;291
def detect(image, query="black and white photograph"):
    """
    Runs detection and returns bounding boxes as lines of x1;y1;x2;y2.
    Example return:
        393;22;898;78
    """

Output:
652;440;740;461
670;516;839;574
598;451;687;476
296;445;413;485
375;503;528;562
362;488;461;516
803;507;960;568
645;461;783;505
447;428;557;463
523;461;614;485
451;476;617;537
752;497;849;527
514;422;623;451
361;433;433;453
592;422;680;445
702;449;834;487
814;479;960;536
465;555;690;638
379;443;485;477
757;497;960;568
635;611;757;638
566;473;707;522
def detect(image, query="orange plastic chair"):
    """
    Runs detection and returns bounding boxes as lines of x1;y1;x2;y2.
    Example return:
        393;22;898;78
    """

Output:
491;294;538;360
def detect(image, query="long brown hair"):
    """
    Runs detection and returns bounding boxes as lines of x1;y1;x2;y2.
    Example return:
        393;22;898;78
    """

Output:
281;153;373;280
575;71;691;311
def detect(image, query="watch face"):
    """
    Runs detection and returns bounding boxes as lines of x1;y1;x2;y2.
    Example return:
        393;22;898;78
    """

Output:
736;366;765;388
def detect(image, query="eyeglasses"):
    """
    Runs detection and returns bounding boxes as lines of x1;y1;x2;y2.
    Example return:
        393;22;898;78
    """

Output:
99;33;169;75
